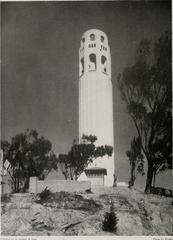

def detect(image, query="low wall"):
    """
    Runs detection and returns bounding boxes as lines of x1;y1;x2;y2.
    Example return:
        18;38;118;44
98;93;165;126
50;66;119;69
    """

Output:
29;177;91;194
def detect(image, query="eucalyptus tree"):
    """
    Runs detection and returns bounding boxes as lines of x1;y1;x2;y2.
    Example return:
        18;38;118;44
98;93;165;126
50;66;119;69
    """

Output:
117;33;172;193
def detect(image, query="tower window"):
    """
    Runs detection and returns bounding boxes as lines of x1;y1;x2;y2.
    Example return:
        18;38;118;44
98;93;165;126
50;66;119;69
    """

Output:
101;55;107;64
101;36;104;42
80;57;84;76
89;53;96;71
90;34;95;41
101;55;107;73
82;37;85;43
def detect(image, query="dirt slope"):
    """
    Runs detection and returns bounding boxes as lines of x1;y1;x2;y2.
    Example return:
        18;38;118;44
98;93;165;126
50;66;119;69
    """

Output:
1;187;173;236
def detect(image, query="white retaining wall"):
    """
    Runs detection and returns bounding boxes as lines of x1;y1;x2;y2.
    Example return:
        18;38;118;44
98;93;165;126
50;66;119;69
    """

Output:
29;177;91;194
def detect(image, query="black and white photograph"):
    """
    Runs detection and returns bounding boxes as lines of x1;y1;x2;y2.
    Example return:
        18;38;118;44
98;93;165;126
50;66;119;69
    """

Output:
1;0;172;237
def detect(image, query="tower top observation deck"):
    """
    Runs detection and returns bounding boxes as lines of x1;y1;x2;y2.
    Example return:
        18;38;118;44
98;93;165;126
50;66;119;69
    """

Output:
80;29;109;47
79;29;111;77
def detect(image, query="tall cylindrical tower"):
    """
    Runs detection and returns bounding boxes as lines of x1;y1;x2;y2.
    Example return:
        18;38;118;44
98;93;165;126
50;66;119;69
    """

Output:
79;29;114;186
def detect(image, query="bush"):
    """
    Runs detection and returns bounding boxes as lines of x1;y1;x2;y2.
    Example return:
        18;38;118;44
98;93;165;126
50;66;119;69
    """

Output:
1;194;11;203
38;187;51;203
102;201;118;233
85;189;92;194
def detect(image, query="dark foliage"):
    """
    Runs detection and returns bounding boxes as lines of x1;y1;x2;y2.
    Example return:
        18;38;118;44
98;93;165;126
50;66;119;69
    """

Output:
150;187;173;198
126;137;145;187
117;32;172;193
85;189;92;194
1;194;11;203
38;187;52;203
1;129;58;193
36;191;102;212
102;201;118;233
58;134;113;180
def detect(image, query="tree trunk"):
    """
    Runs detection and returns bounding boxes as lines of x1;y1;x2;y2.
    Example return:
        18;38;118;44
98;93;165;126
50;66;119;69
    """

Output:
69;170;73;180
153;171;156;187
17;177;20;192
23;177;29;192
14;178;17;193
145;162;154;194
129;162;136;188
64;172;68;180
74;173;78;181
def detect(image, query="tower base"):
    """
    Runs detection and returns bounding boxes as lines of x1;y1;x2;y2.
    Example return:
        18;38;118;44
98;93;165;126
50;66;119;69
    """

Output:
78;155;114;187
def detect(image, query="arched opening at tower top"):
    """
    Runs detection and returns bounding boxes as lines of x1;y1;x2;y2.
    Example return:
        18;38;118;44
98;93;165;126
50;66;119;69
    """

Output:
89;53;96;71
90;34;95;41
101;55;107;73
101;35;105;42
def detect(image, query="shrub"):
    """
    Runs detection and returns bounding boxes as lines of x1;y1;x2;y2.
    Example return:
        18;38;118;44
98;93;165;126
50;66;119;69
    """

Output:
85;189;92;194
1;194;11;203
102;201;118;233
38;187;51;203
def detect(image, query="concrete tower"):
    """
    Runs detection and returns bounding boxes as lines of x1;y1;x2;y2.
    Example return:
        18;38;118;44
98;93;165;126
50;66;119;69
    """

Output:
79;29;114;186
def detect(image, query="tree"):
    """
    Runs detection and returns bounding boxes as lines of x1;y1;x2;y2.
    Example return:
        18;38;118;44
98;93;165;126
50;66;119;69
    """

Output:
117;32;172;193
58;153;69;180
126;137;145;188
102;201;119;233
1;129;58;192
58;134;113;180
152;121;172;187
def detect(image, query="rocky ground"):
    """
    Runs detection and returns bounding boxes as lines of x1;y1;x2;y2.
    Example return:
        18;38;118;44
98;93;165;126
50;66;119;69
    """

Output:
1;186;173;236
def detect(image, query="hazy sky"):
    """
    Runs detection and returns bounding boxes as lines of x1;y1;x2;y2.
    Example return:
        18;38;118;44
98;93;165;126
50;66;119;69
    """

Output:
1;1;172;188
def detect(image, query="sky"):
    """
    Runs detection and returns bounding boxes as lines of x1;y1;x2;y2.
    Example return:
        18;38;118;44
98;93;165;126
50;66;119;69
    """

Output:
1;1;172;188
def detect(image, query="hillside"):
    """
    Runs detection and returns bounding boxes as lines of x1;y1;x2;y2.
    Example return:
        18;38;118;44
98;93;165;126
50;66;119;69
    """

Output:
1;187;173;236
